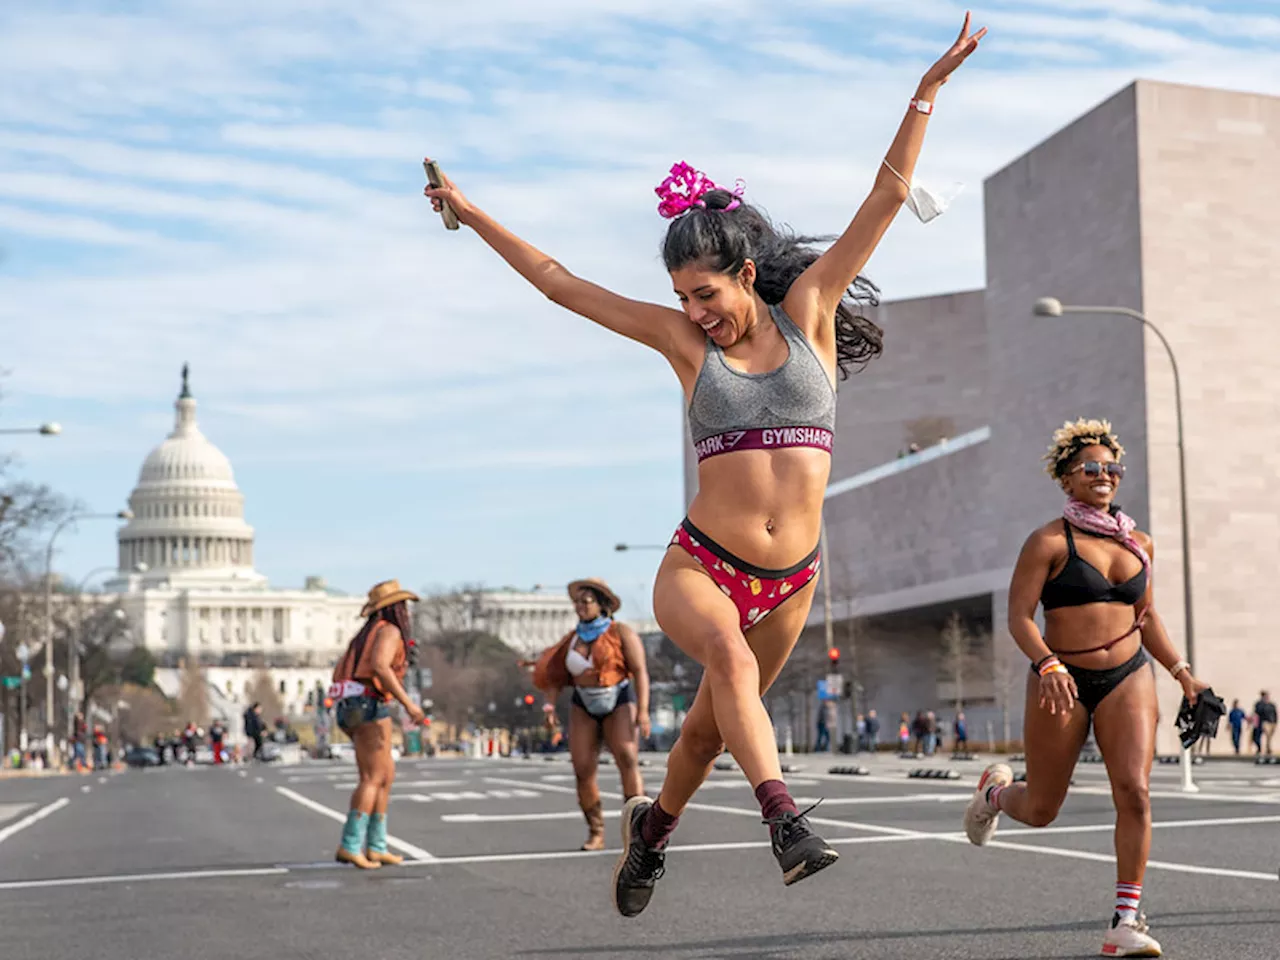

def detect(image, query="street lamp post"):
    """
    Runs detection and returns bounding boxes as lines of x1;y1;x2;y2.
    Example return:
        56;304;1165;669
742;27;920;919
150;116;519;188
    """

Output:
63;565;127;740
1034;297;1197;790
43;510;132;757
0;423;61;436
613;543;668;552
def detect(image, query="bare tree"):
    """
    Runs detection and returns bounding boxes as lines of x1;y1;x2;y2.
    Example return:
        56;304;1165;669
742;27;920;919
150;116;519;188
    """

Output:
939;612;989;711
991;630;1025;752
107;683;174;745
176;658;211;727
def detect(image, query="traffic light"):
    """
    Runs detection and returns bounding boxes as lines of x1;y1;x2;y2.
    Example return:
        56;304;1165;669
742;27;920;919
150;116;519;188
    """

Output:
523;694;535;707
322;697;333;710
828;647;840;668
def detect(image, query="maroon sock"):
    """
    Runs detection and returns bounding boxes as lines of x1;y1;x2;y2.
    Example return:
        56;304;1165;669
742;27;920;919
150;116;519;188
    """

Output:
755;779;799;824
640;798;679;849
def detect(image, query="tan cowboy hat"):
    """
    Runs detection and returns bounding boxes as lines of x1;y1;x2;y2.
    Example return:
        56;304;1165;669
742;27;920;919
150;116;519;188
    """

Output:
566;577;621;614
359;579;421;618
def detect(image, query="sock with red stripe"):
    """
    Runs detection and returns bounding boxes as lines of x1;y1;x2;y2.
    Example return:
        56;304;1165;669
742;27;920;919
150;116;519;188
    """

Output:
1114;881;1142;925
984;782;1006;812
639;798;680;849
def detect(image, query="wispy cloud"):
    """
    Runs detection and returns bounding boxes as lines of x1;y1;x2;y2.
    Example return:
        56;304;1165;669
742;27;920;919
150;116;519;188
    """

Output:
2;0;1276;608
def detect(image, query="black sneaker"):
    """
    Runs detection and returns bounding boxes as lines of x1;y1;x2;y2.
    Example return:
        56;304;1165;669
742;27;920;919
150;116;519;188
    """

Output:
612;796;666;918
766;804;839;886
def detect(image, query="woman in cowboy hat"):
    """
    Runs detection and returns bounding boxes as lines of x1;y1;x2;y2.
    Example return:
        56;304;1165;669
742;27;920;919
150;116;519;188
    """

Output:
529;578;650;851
329;579;425;869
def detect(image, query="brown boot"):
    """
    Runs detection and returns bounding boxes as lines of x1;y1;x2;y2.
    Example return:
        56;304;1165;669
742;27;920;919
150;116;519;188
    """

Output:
366;849;404;866
580;801;606;851
335;846;382;869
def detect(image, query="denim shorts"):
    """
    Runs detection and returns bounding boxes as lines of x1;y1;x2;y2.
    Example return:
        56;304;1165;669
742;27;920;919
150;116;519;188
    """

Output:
336;695;391;733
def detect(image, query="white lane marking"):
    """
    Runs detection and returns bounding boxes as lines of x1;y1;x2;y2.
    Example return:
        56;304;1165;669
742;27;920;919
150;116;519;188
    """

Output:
442;810;625;823
80;786;91;794
0;867;288;891
331;780;466;790
0;804;33;824
483;777;925;840
1000;813;1280;837
392;794;434;804
792;793;969;806
255;777;264;784
238;771;247;778
984;838;1279;882
274;787;434;862
97;777;107;785
0;798;71;847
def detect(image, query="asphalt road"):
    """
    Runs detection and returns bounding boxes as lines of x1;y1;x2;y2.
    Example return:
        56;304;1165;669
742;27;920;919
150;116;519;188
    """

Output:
1;751;1278;959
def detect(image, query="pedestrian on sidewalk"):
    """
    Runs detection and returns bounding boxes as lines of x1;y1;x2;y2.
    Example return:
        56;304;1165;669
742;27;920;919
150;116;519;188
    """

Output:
865;709;880;753
526;578;649;851
953;711;968;754
897;713;911;754
243;703;265;760
1228;699;1246;755
1255;691;1276;756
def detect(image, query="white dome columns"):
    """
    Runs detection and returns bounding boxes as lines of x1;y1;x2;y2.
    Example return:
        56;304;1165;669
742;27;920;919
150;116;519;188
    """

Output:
116;368;263;584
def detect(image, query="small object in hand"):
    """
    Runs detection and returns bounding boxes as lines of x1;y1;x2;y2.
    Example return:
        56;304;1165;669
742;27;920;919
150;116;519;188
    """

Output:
1176;686;1226;750
423;159;460;231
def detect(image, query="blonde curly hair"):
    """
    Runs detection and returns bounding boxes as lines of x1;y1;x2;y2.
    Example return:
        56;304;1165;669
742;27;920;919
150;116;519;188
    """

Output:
1043;418;1125;480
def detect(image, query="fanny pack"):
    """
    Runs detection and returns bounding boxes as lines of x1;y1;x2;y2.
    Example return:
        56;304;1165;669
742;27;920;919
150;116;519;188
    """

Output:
576;680;627;718
328;680;368;700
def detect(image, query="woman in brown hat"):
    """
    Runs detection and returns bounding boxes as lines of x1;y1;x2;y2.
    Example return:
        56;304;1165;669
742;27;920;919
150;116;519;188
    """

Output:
328;579;425;869
529;578;650;851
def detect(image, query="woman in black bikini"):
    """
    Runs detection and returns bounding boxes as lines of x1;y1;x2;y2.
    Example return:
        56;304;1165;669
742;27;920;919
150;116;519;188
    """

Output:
963;419;1210;958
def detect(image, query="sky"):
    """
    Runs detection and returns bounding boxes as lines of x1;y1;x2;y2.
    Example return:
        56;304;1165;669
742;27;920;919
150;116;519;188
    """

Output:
2;1;1278;620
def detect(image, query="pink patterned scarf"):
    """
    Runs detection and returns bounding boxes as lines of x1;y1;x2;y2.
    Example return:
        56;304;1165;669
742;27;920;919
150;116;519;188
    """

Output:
1062;498;1151;577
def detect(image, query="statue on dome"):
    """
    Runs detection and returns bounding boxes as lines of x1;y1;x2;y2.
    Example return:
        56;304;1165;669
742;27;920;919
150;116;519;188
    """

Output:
180;363;191;399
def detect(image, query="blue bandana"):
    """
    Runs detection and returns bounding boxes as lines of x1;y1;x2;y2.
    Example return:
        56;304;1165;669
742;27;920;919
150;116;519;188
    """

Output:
575;615;612;642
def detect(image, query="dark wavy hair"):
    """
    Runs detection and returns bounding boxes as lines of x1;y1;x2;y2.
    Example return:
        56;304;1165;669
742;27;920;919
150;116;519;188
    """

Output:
350;600;413;659
662;189;883;378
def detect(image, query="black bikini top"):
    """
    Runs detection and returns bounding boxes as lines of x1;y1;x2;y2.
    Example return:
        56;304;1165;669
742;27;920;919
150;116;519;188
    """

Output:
1041;520;1148;611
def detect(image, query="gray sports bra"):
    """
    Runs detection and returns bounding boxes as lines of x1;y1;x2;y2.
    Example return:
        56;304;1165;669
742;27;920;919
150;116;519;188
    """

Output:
687;303;836;463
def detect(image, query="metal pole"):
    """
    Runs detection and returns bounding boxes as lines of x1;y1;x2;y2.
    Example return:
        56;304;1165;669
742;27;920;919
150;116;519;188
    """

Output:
819;521;836;745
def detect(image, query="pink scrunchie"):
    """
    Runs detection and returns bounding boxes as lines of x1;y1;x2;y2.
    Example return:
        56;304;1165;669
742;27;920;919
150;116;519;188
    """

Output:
655;161;745;219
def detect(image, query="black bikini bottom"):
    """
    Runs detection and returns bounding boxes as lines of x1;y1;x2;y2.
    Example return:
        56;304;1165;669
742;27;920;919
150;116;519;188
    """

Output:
1033;647;1151;714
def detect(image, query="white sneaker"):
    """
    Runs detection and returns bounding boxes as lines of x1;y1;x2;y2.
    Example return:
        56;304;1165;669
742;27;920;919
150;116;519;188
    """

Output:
963;762;1012;846
1101;914;1162;957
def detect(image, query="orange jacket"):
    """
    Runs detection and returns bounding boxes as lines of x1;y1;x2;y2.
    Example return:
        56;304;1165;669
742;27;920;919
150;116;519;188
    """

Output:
532;623;629;693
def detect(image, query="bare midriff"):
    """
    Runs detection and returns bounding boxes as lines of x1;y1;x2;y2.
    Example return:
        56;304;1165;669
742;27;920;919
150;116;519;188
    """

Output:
685;446;829;569
1044;604;1144;671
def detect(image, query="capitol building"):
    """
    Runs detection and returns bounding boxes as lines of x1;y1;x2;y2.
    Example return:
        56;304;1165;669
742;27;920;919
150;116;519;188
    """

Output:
101;369;584;732
106;369;363;726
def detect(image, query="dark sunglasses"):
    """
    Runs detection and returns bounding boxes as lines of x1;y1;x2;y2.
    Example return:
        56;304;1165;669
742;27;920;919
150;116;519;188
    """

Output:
1070;460;1125;479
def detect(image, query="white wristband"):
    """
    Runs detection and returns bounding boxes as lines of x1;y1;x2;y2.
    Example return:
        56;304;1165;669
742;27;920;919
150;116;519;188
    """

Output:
910;97;934;115
1168;659;1190;679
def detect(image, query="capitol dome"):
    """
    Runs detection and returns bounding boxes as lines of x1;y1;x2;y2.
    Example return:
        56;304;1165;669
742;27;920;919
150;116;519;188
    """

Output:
116;367;263;582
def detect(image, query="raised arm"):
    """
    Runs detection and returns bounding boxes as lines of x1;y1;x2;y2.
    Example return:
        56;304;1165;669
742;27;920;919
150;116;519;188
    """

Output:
787;13;986;329
424;163;703;369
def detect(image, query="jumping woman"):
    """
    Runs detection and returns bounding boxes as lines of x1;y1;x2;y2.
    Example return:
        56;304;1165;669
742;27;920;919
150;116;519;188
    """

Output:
425;14;985;916
963;420;1210;958
329;580;425;869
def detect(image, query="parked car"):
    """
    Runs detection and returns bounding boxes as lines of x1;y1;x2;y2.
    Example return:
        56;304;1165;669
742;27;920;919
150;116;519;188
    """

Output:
124;746;161;768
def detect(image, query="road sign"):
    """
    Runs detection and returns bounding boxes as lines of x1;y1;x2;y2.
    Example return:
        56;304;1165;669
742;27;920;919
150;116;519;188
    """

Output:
20;665;31;682
1;676;20;690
